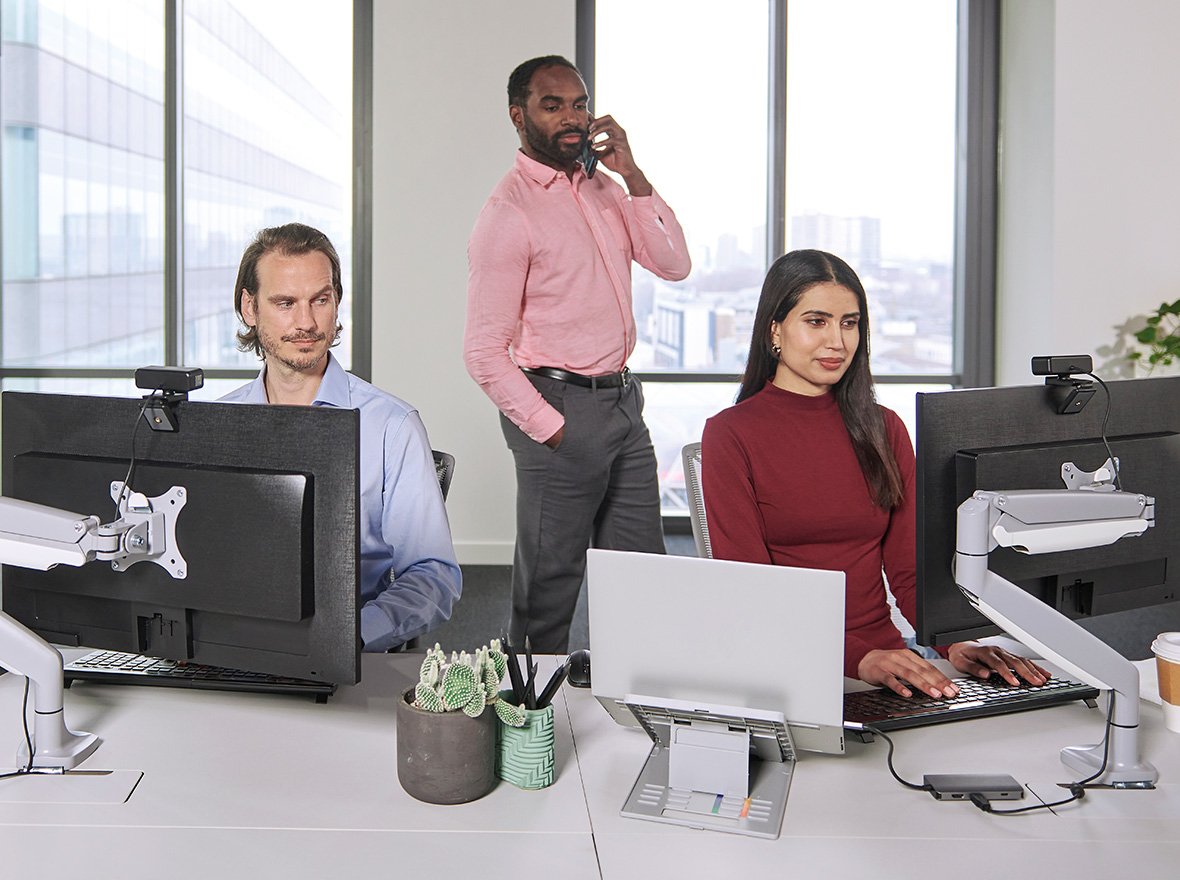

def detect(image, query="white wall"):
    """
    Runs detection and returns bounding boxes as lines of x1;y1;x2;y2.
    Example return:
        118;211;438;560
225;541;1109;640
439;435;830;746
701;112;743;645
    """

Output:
996;0;1180;385
370;1;576;564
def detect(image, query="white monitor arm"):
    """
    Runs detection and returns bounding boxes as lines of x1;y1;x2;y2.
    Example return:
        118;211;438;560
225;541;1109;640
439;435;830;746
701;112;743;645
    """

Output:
0;484;187;771
954;469;1158;787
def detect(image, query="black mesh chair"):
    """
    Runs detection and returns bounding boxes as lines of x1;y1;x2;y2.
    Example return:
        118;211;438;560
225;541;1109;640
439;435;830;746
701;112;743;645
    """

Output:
681;442;712;558
432;450;456;502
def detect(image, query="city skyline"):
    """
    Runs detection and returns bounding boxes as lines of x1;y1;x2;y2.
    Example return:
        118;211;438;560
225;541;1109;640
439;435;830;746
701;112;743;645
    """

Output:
630;209;953;378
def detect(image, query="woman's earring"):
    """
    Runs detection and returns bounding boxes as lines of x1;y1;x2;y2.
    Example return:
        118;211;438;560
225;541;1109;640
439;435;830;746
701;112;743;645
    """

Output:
771;343;782;357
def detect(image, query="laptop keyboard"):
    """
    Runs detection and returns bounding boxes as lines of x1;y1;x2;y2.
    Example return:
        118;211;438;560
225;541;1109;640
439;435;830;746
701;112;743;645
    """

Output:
64;649;336;702
843;673;1099;733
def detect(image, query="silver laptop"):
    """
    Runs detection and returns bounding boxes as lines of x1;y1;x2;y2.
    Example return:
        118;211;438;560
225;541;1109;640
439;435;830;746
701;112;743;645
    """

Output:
586;549;847;755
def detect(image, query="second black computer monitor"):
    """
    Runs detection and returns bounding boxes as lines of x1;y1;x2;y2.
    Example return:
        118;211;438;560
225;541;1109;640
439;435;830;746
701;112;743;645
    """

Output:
915;375;1180;652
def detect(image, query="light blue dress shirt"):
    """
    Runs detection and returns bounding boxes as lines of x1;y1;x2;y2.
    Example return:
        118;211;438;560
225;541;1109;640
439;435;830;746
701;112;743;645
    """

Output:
221;354;462;651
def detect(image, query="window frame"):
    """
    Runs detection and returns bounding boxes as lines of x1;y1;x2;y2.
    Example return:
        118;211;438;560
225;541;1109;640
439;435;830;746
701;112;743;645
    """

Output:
576;0;998;392
0;0;374;387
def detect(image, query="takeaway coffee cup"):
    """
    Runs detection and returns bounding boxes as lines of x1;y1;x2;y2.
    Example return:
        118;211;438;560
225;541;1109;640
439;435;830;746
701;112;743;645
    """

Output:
1151;632;1180;733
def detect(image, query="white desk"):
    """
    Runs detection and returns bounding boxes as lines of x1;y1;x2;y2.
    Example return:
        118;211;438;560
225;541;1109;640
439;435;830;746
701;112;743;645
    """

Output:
3;655;1179;879
570;673;1180;878
0;653;598;879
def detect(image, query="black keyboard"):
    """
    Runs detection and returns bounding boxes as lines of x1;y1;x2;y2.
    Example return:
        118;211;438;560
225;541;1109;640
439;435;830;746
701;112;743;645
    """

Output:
64;650;336;703
843;674;1099;734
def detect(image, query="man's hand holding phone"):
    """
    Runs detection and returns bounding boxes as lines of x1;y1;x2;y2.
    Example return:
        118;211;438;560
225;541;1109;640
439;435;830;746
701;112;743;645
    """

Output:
583;114;652;197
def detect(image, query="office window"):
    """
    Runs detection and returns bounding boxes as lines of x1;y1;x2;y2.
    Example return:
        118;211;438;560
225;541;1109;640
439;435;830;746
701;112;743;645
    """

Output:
590;0;983;513
1;0;167;370
593;2;769;375
0;0;360;393
182;0;353;370
784;0;956;378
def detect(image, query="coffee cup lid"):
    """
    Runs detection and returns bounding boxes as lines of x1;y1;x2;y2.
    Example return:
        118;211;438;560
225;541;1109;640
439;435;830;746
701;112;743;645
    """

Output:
1151;631;1180;662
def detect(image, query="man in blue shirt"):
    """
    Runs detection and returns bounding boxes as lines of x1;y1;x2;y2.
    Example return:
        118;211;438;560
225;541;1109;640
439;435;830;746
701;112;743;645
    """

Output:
222;223;461;651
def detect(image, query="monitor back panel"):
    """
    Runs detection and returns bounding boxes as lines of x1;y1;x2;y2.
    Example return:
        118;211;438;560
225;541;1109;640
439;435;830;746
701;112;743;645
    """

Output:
1;392;361;685
586;549;846;754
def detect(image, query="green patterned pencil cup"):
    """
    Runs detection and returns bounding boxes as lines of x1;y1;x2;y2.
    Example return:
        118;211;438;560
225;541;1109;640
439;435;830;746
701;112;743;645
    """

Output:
496;691;555;790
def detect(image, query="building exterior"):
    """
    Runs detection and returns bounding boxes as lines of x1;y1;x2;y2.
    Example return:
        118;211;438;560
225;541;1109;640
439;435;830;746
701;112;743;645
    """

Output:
0;0;352;380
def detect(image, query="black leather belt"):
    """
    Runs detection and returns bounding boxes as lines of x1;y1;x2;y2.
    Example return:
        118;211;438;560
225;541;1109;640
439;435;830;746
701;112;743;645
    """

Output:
522;366;632;389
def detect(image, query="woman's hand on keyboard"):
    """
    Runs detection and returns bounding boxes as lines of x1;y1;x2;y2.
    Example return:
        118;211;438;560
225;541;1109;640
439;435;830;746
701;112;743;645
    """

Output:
947;642;1051;687
858;648;960;700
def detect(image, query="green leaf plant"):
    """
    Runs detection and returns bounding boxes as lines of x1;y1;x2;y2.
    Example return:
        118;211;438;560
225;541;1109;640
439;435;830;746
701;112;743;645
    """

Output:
1128;298;1180;372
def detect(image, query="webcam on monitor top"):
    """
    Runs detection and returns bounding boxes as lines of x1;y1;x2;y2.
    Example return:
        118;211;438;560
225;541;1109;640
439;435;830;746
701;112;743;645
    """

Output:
1031;354;1095;414
1031;354;1092;377
134;365;204;432
134;365;204;394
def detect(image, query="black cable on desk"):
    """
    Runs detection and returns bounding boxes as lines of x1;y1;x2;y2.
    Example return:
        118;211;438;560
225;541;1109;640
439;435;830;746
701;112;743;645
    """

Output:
862;725;931;792
973;692;1115;816
0;677;34;780
867;691;1117;815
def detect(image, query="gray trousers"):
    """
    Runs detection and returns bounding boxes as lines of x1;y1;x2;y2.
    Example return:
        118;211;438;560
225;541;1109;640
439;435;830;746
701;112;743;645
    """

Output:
501;372;665;653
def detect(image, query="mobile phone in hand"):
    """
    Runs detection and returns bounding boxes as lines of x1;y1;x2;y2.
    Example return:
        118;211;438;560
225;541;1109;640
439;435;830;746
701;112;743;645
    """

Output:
580;137;598;178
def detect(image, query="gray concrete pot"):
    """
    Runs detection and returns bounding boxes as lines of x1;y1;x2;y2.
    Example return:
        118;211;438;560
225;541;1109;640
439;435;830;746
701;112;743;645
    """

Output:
396;687;497;804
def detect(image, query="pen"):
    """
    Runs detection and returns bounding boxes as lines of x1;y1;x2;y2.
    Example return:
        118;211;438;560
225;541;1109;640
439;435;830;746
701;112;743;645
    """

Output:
536;662;567;709
526;663;538;710
524;636;537;710
504;635;525;703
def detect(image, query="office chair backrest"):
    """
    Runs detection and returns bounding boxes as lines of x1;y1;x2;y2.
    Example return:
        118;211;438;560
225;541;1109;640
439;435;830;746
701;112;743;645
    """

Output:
681;442;712;558
399;450;456;653
432;450;455;502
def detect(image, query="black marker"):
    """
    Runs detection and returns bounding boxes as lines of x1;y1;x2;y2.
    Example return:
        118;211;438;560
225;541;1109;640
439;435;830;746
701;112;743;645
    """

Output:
524;635;537;709
536;663;568;709
504;635;525;703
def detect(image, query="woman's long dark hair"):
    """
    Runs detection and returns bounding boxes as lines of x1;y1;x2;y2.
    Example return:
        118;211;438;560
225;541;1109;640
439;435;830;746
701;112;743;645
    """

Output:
737;249;904;510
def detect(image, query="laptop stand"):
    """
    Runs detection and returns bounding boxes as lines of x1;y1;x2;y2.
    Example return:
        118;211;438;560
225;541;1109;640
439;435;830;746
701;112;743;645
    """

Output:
620;694;796;839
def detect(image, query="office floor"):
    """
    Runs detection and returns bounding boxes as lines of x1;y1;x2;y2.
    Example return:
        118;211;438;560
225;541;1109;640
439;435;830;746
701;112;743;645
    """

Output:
425;534;696;653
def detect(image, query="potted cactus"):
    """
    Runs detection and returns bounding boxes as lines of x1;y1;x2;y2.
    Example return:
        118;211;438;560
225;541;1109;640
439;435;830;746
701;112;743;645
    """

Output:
396;641;525;804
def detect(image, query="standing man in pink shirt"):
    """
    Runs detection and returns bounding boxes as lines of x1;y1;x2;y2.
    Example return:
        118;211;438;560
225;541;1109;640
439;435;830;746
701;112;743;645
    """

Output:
466;55;691;653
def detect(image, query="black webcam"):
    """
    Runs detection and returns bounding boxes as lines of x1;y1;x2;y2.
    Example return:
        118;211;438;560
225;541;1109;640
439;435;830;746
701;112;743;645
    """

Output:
1032;355;1094;414
134;366;204;433
134;365;204;394
1031;354;1092;377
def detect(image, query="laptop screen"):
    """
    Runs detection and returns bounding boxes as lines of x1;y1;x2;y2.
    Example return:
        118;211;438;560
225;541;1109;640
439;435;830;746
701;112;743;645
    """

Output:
586;549;847;754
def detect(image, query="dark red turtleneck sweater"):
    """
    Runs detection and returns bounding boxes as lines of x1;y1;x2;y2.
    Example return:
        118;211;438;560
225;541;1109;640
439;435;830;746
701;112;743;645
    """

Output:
702;381;916;678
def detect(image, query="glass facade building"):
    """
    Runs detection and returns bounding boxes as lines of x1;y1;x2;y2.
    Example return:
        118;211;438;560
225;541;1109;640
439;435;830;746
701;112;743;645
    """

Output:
1;0;353;393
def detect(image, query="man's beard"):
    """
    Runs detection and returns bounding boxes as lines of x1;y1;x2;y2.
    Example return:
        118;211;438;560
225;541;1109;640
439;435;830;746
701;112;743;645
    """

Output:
258;326;330;373
522;112;585;168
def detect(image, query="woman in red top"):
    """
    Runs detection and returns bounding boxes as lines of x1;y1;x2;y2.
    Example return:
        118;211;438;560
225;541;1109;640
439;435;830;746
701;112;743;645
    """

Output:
702;249;1046;699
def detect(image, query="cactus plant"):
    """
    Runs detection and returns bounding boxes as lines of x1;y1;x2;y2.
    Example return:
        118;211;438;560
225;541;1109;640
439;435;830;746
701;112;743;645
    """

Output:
412;640;525;726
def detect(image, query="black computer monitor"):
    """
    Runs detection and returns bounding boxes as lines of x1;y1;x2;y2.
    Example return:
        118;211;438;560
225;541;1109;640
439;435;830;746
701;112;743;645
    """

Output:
915;376;1180;655
1;391;361;685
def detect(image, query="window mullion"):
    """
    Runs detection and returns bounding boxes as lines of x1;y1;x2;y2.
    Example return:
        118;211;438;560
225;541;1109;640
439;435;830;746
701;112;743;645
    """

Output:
954;0;999;389
164;0;184;367
767;0;787;266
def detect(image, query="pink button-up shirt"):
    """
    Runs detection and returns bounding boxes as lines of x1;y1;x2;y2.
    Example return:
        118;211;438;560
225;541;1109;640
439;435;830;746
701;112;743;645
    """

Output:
465;151;691;443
